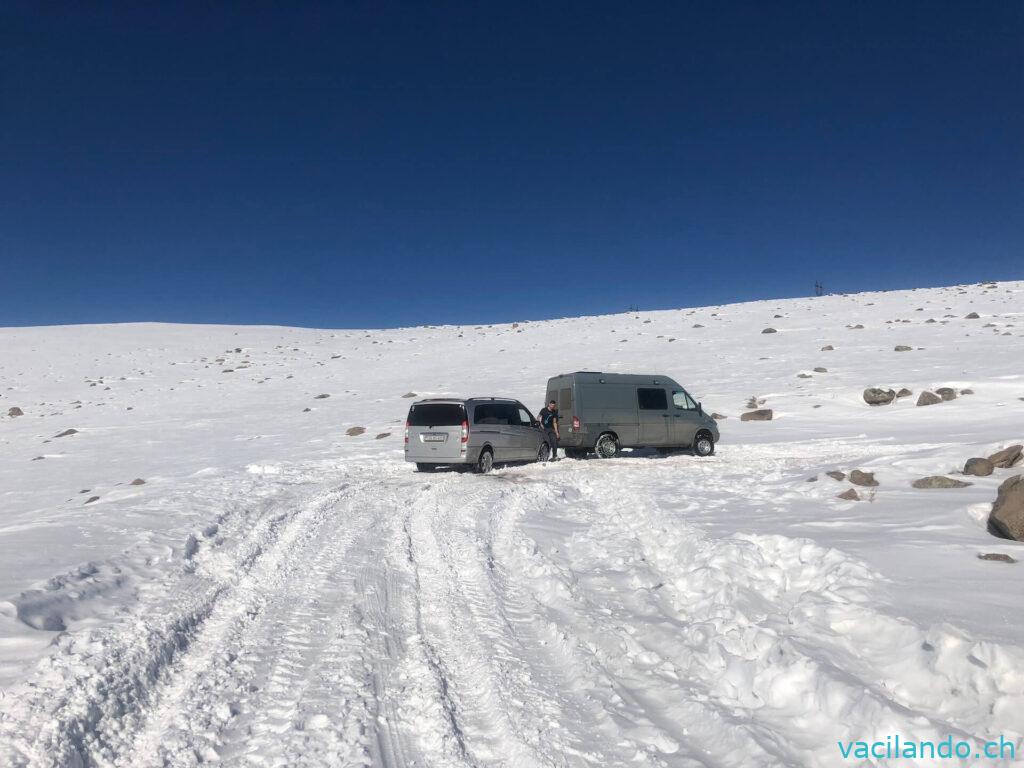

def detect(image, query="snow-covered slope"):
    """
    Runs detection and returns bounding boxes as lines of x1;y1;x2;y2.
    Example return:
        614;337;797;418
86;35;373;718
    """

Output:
1;281;1023;766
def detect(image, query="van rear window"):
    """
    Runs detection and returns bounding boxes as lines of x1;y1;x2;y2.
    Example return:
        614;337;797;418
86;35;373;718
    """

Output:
408;403;465;426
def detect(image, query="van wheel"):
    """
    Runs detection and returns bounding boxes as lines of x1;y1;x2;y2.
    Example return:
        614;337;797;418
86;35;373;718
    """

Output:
594;433;619;459
475;449;494;474
537;443;550;463
693;431;715;457
415;463;436;472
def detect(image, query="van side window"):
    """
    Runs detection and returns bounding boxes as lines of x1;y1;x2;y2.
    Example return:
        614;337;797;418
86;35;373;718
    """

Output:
673;390;697;410
558;387;572;412
517;407;533;426
637;388;668;410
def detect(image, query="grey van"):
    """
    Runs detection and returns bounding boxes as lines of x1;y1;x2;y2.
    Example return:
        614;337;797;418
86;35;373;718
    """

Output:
545;372;719;459
404;398;550;473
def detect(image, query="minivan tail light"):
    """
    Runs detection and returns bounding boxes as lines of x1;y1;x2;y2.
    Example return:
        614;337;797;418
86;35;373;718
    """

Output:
460;420;469;443
572;415;580;431
404;420;410;444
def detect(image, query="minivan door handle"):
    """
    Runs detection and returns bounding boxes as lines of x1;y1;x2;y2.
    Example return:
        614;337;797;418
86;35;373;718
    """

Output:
662;414;670;418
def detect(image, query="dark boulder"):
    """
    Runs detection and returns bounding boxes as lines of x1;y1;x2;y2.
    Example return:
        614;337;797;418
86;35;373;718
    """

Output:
964;458;994;477
837;489;860;501
740;409;773;421
936;387;957;401
7;407;23;417
849;470;879;487
989;475;1024;541
987;445;1023;468
916;391;942;407
863;388;896;406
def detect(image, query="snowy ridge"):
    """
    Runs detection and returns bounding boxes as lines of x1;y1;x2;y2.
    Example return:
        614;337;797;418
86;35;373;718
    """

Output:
1;281;1023;765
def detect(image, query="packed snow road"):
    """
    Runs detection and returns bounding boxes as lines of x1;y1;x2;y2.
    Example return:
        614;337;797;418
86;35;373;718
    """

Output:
3;446;1021;767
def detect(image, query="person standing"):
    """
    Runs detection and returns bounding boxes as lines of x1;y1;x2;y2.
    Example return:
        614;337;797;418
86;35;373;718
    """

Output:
539;399;560;461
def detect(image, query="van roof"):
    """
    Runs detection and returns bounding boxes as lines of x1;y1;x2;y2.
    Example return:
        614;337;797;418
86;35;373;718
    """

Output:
550;371;682;386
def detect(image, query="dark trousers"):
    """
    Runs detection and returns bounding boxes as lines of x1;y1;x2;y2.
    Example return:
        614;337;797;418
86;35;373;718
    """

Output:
544;429;558;459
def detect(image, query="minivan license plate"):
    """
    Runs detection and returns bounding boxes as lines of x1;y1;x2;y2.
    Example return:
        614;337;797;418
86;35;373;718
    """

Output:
423;434;447;442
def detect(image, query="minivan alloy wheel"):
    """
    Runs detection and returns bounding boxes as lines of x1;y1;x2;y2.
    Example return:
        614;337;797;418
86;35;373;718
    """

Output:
694;434;714;457
476;449;494;474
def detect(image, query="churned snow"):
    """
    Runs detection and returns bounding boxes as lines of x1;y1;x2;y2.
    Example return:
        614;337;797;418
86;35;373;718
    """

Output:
1;281;1023;766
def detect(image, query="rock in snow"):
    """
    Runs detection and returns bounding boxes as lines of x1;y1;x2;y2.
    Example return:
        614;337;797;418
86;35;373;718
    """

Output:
739;409;773;421
916;391;943;406
863;388;896;406
988;444;1023;468
849;470;879;487
964;458;995;477
912;476;973;489
989;475;1024;541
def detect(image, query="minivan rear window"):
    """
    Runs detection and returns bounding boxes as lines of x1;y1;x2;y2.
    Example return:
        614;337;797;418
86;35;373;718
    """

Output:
408;403;465;427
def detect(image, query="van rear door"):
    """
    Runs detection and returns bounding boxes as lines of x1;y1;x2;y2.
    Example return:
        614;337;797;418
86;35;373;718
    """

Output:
406;402;466;462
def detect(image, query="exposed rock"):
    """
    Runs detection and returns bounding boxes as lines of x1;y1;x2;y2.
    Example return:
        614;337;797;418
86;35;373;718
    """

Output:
849;324;864;330
863;388;896;406
402;392;418;398
964;458;994;477
837;489;860;501
314;393;330;399
375;432;391;439
894;345;912;352
130;478;146;486
978;552;1016;563
54;429;78;438
740;409;773;421
897;388;913;398
849;470;878;487
813;367;828;373
31;456;45;461
797;373;812;378
692;324;704;328
821;345;834;351
761;327;777;334
965;312;980;319
826;470;846;481
84;496;100;505
912;476;972;489
936;387;957;401
7;407;23;417
916;391;942;406
961;388;974;395
302;407;311;413
711;413;727;420
989;475;1024;541
346;426;366;436
987;445;1022;468
806;476;817;482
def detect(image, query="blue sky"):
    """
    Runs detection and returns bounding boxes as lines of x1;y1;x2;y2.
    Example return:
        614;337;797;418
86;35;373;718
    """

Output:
2;2;1022;328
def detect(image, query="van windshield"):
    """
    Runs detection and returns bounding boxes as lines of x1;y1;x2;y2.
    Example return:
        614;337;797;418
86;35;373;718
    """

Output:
408;403;465;427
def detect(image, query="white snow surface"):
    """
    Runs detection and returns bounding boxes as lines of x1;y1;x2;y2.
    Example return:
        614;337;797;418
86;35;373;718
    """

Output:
1;281;1023;766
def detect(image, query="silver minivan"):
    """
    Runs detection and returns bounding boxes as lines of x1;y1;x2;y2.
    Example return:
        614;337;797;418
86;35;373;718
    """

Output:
545;372;719;459
404;398;550;473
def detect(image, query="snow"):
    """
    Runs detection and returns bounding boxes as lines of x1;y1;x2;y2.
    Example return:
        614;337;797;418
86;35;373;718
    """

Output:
1;281;1023;766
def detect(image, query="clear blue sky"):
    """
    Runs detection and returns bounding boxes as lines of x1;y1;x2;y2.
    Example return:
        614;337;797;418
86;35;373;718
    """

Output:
2;2;1022;328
